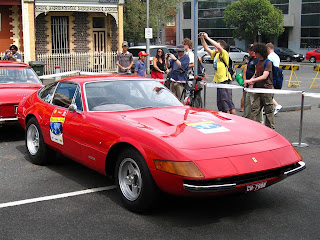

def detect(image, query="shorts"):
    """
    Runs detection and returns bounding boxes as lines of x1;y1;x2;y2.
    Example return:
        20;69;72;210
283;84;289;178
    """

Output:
217;80;235;112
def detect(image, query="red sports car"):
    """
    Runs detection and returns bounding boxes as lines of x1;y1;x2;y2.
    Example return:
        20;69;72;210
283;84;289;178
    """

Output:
17;75;305;212
306;48;320;63
0;61;43;126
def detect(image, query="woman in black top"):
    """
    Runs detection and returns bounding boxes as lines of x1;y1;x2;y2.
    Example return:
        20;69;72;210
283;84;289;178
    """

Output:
151;49;167;79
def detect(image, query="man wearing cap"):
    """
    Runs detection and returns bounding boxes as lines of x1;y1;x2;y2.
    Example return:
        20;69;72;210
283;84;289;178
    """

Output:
134;51;148;77
165;44;190;100
116;41;133;74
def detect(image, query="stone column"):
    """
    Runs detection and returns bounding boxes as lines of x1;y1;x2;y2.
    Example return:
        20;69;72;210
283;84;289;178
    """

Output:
118;2;124;51
21;0;36;63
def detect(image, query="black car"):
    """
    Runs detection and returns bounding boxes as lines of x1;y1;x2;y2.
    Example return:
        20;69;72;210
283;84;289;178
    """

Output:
274;47;304;62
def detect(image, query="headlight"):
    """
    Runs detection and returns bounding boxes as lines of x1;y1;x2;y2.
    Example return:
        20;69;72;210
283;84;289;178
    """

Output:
154;160;204;178
293;54;299;57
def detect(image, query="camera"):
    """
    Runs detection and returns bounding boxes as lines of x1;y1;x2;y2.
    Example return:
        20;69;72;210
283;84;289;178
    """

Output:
200;33;204;36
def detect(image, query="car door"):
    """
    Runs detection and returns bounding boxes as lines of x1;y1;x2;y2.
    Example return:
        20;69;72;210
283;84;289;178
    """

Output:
316;49;320;61
229;47;241;62
48;82;84;162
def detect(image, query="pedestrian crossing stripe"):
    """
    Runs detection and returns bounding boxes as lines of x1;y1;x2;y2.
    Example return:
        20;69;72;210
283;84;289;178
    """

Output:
279;65;299;70
234;64;246;68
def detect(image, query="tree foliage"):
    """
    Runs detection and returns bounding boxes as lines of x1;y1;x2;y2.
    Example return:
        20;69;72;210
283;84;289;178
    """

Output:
124;0;180;45
223;0;284;43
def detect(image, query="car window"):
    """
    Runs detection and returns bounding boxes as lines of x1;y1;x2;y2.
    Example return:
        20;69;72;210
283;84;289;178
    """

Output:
315;49;320;53
73;86;83;111
39;82;58;103
85;80;183;112
52;82;78;108
0;67;41;84
230;48;240;52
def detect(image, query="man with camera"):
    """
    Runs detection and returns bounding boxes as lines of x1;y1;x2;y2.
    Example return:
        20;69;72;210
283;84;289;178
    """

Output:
2;45;22;62
165;44;190;100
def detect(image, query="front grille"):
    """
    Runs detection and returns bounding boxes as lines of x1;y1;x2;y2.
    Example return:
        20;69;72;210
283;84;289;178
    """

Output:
0;105;16;118
184;163;300;186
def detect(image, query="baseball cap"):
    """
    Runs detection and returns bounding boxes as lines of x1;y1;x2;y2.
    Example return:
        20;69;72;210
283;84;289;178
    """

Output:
138;51;149;57
176;44;185;52
122;41;129;47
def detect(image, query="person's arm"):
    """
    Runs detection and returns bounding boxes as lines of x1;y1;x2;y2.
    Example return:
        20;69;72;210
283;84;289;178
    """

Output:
134;61;139;76
200;32;223;54
188;52;195;69
168;53;182;68
242;66;247;81
199;33;212;55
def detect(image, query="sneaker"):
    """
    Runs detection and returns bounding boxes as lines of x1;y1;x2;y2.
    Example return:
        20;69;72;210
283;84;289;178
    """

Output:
274;105;282;115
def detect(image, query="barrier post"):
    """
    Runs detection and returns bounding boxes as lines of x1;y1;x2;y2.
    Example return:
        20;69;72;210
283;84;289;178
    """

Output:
55;66;61;81
203;83;207;109
309;64;320;89
287;63;300;87
292;91;308;148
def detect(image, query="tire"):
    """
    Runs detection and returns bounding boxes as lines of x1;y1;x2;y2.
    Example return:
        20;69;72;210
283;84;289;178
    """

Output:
25;117;55;165
243;55;249;63
192;92;203;108
310;56;316;63
115;148;160;213
286;56;292;62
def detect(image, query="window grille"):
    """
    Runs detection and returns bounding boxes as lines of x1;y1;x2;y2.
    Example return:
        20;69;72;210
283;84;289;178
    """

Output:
51;16;69;54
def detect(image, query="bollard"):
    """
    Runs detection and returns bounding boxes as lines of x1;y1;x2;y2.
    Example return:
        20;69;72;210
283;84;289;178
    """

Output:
292;92;308;148
55;66;61;81
279;63;300;87
309;64;320;89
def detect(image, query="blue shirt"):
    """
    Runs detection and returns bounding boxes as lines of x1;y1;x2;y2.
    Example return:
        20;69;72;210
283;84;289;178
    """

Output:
246;57;259;79
169;54;190;82
135;60;146;77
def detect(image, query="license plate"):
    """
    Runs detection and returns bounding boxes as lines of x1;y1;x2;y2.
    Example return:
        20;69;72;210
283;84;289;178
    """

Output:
246;181;267;192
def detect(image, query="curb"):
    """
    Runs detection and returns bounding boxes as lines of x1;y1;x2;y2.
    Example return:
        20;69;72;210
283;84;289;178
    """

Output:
281;105;311;112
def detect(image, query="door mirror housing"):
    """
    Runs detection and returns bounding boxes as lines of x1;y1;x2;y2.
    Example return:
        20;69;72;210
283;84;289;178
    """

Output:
68;103;77;113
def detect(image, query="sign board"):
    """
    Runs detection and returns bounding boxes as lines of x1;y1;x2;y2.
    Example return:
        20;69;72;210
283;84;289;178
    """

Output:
145;28;153;39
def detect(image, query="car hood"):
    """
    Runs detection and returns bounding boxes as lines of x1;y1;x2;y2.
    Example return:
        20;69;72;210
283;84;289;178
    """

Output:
116;106;279;150
0;83;42;105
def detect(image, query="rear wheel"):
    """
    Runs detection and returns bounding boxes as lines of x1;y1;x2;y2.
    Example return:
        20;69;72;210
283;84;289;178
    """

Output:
243;55;249;63
26;117;55;165
310;56;316;63
286;56;292;62
115;148;160;213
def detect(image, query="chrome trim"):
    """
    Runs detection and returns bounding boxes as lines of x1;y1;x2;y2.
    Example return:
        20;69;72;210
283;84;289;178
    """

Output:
0;117;18;123
183;183;236;192
284;161;306;177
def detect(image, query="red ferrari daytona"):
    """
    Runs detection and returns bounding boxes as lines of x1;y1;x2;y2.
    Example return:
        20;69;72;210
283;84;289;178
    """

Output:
17;75;305;212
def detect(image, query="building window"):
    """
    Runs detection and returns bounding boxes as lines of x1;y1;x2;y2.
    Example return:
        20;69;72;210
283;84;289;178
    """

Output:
183;2;191;19
93;17;105;29
301;1;320;48
183;29;191;39
51;16;69;54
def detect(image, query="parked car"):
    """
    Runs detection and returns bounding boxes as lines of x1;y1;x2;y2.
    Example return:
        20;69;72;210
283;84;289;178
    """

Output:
18;75;305;213
198;46;215;63
0;61;43;126
128;45;169;71
201;46;249;63
166;45;177;54
274;47;304;62
229;46;249;63
306;48;320;63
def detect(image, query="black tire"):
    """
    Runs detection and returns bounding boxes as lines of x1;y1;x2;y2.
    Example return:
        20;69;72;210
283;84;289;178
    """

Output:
310;56;316;63
286;56;292;62
192;92;203;108
25;117;55;165
243;55;249;63
115;148;160;213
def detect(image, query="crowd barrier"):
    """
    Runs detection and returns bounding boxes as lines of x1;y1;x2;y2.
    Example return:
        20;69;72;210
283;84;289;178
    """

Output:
204;82;320;148
309;64;320;89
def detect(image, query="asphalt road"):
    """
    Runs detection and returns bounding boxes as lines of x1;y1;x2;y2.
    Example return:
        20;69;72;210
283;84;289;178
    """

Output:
1;63;320;240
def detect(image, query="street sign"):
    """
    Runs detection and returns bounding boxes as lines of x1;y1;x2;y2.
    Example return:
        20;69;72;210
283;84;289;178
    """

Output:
145;28;153;39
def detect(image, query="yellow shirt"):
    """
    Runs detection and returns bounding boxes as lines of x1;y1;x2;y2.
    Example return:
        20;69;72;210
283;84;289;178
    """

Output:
210;49;231;83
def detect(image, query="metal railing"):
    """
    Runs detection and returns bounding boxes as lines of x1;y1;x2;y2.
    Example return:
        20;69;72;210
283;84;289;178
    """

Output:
37;52;118;75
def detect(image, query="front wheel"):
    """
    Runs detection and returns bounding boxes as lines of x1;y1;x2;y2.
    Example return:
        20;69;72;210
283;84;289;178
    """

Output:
310;56;316;63
115;148;160;213
26;117;55;165
286;56;292;62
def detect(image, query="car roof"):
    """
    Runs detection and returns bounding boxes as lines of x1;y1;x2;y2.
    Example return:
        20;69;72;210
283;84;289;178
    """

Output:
57;74;158;84
0;60;31;68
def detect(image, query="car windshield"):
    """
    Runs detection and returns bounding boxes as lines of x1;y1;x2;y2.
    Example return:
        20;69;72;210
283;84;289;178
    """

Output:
0;67;41;84
282;48;296;54
85;80;183;112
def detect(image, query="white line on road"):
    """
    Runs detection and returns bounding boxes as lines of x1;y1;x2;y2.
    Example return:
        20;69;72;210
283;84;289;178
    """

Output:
0;185;116;209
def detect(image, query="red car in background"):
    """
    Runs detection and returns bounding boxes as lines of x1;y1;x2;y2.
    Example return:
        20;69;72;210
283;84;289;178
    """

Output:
0;61;43;126
306;48;320;63
17;75;305;213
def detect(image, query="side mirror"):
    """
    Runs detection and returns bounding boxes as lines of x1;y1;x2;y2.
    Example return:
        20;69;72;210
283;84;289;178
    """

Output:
68;103;77;113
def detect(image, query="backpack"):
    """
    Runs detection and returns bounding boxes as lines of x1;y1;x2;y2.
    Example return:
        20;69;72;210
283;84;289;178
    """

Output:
214;52;235;81
264;59;284;89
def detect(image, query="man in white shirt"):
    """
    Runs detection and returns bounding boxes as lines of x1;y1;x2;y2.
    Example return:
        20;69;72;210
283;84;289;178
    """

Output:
182;38;194;79
267;43;282;115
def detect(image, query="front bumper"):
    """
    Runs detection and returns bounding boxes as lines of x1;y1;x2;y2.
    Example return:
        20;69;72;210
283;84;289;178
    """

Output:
0;117;18;124
183;161;305;193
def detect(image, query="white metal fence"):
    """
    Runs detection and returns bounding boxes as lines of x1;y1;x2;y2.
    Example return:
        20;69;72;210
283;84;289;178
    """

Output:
37;52;118;75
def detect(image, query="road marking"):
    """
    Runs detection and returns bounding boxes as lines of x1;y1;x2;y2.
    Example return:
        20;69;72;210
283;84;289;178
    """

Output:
0;185;116;209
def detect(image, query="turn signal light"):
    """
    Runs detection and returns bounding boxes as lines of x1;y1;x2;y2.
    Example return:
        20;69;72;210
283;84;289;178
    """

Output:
154;160;204;178
292;145;303;160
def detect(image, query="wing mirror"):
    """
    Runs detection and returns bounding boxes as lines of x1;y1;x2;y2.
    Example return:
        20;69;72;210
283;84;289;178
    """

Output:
68;103;77;113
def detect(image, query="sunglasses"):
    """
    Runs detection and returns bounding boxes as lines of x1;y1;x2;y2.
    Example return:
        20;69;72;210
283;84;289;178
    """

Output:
157;50;163;53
